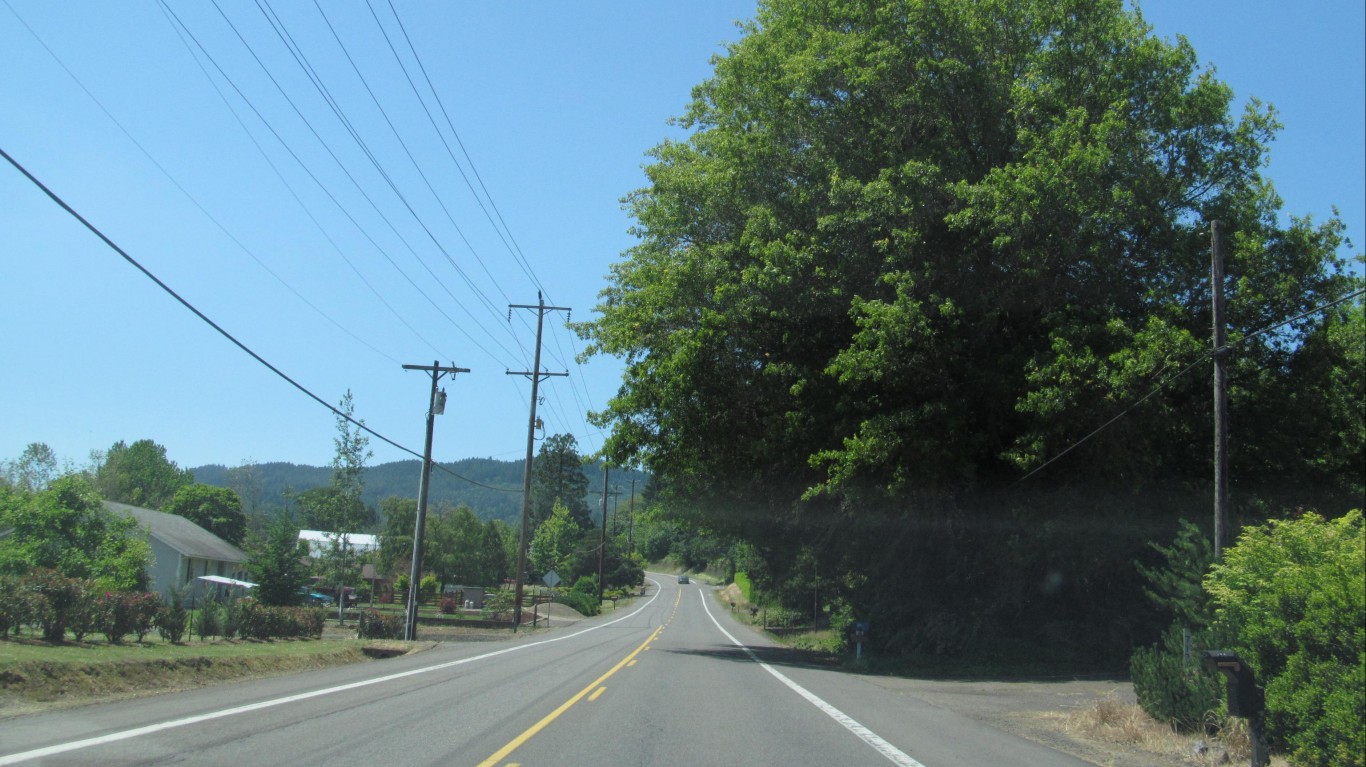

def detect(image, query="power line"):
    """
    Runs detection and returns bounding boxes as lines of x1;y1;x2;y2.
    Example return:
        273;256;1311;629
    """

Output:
0;145;520;495
1018;286;1366;483
177;0;522;366
4;0;411;367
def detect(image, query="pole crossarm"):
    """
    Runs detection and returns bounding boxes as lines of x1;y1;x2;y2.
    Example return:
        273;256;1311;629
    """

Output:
400;359;469;641
403;363;471;376
507;292;572;632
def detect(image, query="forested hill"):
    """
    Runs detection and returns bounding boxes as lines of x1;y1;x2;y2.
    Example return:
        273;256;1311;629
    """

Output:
190;459;646;527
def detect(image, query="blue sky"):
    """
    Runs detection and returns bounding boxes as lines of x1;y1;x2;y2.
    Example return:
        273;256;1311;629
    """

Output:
2;1;1362;473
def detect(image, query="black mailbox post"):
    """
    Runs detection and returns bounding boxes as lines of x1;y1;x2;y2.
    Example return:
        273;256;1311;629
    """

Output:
1201;650;1268;767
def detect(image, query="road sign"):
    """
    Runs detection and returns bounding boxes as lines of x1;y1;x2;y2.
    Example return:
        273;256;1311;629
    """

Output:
543;570;561;588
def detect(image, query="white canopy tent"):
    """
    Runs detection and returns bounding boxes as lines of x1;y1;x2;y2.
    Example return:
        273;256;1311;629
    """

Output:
196;575;257;589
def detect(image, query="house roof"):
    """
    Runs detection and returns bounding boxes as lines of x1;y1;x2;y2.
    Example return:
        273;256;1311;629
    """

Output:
105;501;248;564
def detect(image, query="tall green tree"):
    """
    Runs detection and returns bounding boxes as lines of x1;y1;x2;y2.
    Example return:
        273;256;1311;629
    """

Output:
0;474;151;591
93;439;193;510
531;434;592;529
528;501;584;581
426;505;483;590
165;483;246;546
331;389;372;503
577;0;1361;657
475;520;511;586
377;496;417;576
2;442;59;492
247;512;309;606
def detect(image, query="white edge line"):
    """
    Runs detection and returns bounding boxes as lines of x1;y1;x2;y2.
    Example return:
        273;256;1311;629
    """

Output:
698;589;926;767
0;580;663;766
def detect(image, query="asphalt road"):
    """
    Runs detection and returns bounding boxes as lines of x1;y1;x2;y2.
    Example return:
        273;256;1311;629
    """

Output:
0;575;1096;766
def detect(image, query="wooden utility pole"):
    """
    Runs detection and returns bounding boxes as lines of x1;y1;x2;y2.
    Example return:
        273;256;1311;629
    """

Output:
628;478;636;552
598;464;609;601
508;292;569;632
401;360;469;641
1211;221;1230;559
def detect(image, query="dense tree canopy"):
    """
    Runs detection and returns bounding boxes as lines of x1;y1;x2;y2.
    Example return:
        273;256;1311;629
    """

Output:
531;433;592;529
247;512;309;607
0;474;151;591
93;439;193;510
578;0;1362;658
1;442;59;492
581;0;1359;515
165;483;246;546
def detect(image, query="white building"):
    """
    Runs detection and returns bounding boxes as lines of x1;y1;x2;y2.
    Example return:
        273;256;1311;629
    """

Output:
106;501;250;600
297;529;380;557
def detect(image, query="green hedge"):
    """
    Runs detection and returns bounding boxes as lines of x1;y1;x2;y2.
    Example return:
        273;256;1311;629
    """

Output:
1206;510;1364;767
734;571;754;603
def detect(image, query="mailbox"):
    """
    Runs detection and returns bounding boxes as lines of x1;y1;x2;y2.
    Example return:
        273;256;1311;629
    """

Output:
850;620;870;642
1200;650;1264;719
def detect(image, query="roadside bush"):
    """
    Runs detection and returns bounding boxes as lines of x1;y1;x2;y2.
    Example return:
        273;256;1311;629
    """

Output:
223;597;248;639
99;591;134;644
0;574;30;637
570;575;597;596
1129;622;1229;731
1205;510;1364;767
734;571;754;603
420;575;439;599
231;599;324;640
195;601;223;641
481;589;513;621
23;569;85;641
156;587;189;643
438;596;460;615
553;590;600;617
66;582;99;642
357;609;403;639
127;592;160;642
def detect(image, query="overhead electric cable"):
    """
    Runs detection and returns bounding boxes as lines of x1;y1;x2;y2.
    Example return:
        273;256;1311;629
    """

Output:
0;145;520;495
250;0;523;353
315;0;517;316
1018;286;1366;483
163;0;515;366
382;0;547;298
6;1;437;367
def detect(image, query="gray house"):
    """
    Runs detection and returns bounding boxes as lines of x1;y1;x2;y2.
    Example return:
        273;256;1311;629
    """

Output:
105;501;250;600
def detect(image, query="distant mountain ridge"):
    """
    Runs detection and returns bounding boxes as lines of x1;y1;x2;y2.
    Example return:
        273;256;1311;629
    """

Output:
190;458;646;527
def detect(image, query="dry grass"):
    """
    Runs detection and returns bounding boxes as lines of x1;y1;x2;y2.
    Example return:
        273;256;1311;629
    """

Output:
1064;697;1289;767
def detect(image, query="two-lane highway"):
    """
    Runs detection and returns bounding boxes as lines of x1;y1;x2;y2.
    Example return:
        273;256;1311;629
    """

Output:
1;576;1094;766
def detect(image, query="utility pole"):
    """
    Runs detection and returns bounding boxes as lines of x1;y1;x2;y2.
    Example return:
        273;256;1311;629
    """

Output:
1211;222;1230;559
401;360;469;641
508;292;570;632
628;478;636;553
598;464;609;601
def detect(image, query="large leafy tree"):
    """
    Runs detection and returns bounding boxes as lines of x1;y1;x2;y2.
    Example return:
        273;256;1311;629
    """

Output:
578;0;1360;656
528;501;584;581
165;483;246;546
581;0;1357;521
377;496;417;576
426;505;483;590
0;474;151;591
93;439;193;510
531;434;592;529
2;442;59;492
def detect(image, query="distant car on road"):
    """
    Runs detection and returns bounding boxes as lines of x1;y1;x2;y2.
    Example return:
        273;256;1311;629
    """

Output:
677;575;689;584
300;589;333;607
